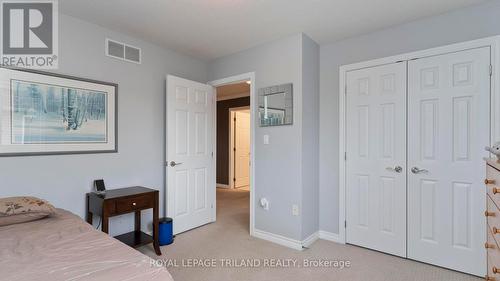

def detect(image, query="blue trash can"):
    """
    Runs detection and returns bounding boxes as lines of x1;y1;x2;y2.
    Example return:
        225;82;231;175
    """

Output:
159;217;173;246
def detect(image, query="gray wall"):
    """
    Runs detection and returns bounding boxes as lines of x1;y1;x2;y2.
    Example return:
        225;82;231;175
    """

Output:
209;33;320;241
209;34;304;240
0;14;208;236
300;35;320;239
319;0;500;234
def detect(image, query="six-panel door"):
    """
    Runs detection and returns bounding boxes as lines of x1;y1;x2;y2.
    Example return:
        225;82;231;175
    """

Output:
407;47;490;276
345;62;407;257
166;75;215;235
234;111;251;188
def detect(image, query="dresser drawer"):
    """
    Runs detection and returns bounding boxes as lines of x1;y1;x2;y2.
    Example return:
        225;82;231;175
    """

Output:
487;196;500;244
114;195;153;214
488;256;499;281
486;165;500;209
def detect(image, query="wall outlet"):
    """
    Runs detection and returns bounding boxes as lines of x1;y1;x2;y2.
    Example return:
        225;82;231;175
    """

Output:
292;204;299;216
260;198;270;210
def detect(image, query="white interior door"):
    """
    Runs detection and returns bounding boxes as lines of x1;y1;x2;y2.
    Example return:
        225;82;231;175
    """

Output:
345;62;407;257
166;75;215;235
407;47;490;275
234;110;250;188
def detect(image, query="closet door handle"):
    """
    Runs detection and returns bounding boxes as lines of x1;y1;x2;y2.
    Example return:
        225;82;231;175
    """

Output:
411;167;428;174
386;166;403;173
169;161;183;167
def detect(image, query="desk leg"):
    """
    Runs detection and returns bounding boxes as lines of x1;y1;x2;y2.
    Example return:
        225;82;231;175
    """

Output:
86;194;93;225
153;192;161;255
102;212;109;234
135;211;141;232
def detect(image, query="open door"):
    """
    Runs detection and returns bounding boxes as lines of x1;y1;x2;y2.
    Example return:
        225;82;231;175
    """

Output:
166;75;215;235
232;110;250;188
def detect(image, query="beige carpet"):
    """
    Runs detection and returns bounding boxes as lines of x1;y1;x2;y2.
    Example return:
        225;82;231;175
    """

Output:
139;188;480;281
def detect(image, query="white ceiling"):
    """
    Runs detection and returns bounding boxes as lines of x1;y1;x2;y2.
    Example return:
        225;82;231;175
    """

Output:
60;0;487;61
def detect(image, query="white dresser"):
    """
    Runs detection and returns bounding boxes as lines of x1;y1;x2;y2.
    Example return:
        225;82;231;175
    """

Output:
485;158;500;280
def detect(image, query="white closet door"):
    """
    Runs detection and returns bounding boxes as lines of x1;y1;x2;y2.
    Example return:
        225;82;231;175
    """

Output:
407;47;490;275
346;62;407;257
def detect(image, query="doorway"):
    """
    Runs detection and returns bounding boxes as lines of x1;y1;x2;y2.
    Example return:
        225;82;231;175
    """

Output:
214;80;252;231
210;73;256;235
165;72;255;237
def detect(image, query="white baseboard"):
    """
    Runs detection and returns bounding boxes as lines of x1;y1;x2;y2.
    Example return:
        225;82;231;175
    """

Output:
216;183;230;189
302;231;319;248
253;229;303;250
318;230;343;244
252;229;321;250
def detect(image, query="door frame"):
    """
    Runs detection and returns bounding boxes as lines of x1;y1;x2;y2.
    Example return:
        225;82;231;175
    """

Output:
229;106;251;189
338;36;500;244
209;72;256;236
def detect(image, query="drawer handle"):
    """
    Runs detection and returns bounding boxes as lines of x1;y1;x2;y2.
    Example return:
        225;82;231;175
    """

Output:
486;242;495;249
486;275;496;281
495;267;500;274
494;227;500;234
486;179;496;185
494;188;500;195
486;211;496;217
132;202;137;206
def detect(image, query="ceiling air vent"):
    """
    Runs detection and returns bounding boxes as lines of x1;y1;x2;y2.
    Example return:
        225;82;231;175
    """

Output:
106;38;141;64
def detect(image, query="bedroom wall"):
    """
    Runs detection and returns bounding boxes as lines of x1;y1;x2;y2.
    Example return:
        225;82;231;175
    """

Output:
0;14;208;236
319;0;500;235
208;33;320;242
300;35;320;240
209;33;304;240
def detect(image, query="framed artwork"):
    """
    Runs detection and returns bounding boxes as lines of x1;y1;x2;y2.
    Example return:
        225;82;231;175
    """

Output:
0;67;118;156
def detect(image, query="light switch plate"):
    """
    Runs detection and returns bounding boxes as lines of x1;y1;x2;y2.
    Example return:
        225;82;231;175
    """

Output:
263;135;270;145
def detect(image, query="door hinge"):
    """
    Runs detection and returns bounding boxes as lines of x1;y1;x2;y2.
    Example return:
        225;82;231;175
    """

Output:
234;117;236;122
233;178;236;182
345;220;347;228
344;84;347;95
344;152;347;161
233;147;236;152
211;152;214;157
490;64;493;76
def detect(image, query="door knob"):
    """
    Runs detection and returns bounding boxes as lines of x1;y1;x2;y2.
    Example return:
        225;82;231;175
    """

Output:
169;161;183;167
411;167;428;174
386;166;403;173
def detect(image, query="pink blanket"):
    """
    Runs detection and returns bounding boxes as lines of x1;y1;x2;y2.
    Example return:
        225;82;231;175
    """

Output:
0;209;173;281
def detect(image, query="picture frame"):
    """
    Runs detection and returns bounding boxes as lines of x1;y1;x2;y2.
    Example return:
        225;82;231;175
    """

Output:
0;67;118;156
258;83;293;127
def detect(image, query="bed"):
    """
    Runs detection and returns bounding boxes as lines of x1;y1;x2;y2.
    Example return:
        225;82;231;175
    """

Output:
0;208;173;281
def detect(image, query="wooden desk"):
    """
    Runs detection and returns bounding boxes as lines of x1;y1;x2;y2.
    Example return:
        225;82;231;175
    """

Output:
86;186;161;255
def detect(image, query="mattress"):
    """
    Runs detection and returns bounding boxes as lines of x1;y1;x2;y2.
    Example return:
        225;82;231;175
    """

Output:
0;209;173;281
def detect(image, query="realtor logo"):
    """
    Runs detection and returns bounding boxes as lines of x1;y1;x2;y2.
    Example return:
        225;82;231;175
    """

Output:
1;0;58;69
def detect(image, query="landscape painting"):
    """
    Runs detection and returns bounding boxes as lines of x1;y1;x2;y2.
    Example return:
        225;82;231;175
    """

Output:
11;80;107;144
0;67;117;156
